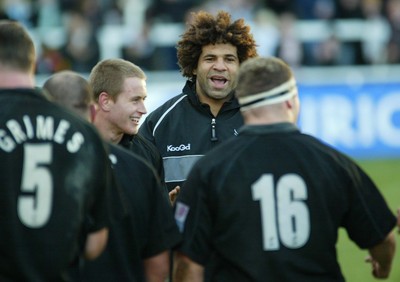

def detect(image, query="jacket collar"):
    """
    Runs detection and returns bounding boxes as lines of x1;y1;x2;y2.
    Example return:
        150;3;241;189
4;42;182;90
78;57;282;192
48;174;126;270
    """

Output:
239;122;299;135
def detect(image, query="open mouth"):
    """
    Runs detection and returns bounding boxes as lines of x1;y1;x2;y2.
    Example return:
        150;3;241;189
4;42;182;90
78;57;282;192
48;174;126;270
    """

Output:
131;117;140;124
210;75;228;88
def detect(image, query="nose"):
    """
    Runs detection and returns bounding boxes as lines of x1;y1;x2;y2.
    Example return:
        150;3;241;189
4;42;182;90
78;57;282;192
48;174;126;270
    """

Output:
138;101;147;115
213;58;227;71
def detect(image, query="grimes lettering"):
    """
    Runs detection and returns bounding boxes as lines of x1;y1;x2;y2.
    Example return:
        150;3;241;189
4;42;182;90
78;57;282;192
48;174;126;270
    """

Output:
0;115;85;153
167;143;191;152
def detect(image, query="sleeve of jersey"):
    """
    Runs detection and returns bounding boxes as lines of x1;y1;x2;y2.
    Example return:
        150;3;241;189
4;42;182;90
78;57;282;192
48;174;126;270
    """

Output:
86;140;112;232
174;166;213;266
342;161;396;249
141;165;182;258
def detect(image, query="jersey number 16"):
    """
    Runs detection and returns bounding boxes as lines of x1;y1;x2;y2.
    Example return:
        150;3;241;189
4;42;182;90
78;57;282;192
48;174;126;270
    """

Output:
252;173;310;251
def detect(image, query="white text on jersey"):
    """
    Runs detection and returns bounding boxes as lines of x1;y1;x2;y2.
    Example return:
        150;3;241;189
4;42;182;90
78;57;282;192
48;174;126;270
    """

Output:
0;115;85;153
167;143;191;152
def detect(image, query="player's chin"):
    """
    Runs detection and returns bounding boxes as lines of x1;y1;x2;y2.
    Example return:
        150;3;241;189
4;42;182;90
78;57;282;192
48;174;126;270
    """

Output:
210;90;231;100
126;125;139;135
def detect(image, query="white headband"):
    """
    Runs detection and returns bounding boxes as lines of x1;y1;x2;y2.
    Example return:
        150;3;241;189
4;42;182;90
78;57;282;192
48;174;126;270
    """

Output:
238;78;297;111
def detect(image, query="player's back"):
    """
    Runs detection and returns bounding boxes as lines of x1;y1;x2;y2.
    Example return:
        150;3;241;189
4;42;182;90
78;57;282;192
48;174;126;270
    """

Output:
0;89;111;281
182;123;395;281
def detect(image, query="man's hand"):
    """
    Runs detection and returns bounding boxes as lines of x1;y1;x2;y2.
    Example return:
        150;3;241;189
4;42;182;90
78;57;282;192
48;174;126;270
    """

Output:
169;186;181;206
365;231;395;279
365;256;391;279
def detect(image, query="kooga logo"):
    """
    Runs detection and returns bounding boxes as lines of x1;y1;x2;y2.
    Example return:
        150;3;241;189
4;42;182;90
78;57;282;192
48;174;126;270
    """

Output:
167;143;191;152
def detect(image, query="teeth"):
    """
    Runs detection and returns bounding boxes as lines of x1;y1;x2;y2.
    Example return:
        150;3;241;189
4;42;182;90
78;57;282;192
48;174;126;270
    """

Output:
211;78;227;82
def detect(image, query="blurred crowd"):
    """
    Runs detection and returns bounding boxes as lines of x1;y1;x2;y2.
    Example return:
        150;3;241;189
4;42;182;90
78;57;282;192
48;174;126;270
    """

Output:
2;0;400;74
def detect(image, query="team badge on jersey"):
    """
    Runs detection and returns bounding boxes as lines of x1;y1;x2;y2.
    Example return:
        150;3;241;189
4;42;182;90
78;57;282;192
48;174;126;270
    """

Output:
175;201;190;232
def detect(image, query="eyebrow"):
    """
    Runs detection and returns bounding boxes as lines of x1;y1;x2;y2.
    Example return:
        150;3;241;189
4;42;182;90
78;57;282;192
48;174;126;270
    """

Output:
203;53;238;59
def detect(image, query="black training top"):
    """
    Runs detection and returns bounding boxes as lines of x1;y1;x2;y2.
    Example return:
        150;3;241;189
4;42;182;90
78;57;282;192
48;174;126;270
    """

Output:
0;88;111;282
119;133;170;196
139;80;244;191
175;122;396;282
119;133;164;180
82;144;181;281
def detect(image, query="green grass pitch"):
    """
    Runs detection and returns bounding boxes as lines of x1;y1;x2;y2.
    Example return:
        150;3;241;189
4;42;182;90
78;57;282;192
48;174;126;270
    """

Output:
337;158;400;282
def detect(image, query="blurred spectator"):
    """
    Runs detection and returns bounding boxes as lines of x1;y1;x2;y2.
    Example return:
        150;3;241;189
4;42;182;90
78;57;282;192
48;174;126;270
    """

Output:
335;0;363;18
201;0;261;22
122;21;156;70
385;0;400;63
334;0;366;65
10;0;400;72
36;0;62;28
295;0;335;19
313;34;342;65
252;8;280;57
120;0;154;70
361;0;389;64
60;11;100;73
293;0;337;66
146;0;201;23
127;0;203;70
59;0;121;29
36;43;70;73
264;0;296;16
275;12;303;67
1;0;37;27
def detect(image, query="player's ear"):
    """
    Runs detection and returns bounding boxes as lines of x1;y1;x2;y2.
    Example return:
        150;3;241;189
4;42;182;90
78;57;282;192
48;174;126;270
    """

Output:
285;99;293;109
285;94;298;110
98;92;113;111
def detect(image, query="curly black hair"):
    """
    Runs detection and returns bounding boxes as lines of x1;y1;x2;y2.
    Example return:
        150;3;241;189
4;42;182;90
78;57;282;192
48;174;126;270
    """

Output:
176;10;258;79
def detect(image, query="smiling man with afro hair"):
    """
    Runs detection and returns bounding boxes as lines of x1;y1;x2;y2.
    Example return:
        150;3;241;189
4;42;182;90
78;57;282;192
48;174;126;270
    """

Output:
139;10;258;194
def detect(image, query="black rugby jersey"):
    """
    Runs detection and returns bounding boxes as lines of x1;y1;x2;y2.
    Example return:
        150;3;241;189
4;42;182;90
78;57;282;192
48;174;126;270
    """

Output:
0;88;111;281
139;80;243;192
119;133;170;198
175;122;396;282
82;144;181;281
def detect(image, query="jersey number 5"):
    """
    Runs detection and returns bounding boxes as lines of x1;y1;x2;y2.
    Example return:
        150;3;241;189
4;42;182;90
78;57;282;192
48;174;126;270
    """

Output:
18;143;53;228
252;173;310;251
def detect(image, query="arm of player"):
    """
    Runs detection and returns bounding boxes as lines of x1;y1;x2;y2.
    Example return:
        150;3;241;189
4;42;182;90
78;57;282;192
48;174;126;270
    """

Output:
365;231;396;279
83;227;108;260
173;252;204;282
143;250;170;282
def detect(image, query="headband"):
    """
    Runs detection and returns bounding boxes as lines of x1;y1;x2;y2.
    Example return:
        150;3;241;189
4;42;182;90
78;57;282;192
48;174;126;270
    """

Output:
238;78;297;111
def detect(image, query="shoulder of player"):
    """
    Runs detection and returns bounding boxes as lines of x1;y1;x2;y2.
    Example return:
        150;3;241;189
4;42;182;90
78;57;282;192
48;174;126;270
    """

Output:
109;143;156;174
133;134;159;153
290;132;361;175
147;93;189;119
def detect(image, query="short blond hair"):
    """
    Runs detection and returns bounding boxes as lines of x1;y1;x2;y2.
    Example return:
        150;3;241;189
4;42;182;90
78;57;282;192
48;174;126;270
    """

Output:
89;58;146;102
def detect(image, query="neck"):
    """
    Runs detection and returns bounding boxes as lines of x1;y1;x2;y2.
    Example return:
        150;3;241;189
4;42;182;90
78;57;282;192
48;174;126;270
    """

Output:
242;105;295;125
244;115;293;125
93;112;123;144
197;93;230;117
0;70;35;88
